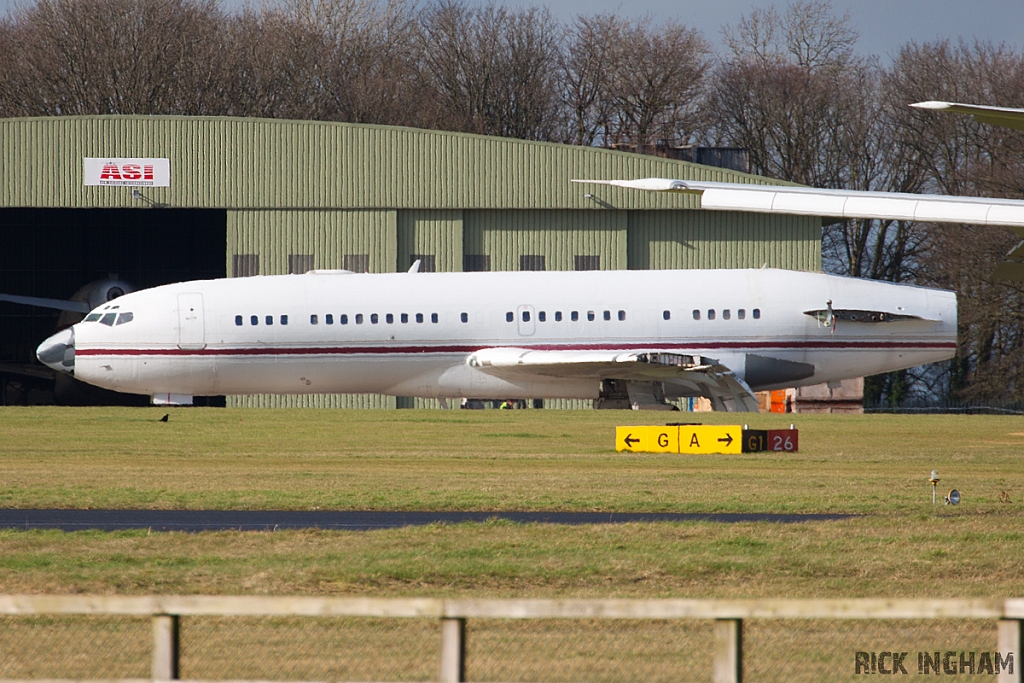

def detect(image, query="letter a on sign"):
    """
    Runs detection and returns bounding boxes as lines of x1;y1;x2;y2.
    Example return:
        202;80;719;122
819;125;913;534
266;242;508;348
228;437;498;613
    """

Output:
99;164;122;180
689;433;700;447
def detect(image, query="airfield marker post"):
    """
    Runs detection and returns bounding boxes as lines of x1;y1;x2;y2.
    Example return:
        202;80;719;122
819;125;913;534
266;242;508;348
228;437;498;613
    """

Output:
713;618;743;683
997;619;1022;683
151;613;180;680
929;470;940;505
439;617;466;683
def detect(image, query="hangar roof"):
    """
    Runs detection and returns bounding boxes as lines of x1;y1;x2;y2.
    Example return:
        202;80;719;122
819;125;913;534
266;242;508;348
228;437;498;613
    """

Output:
0;115;784;211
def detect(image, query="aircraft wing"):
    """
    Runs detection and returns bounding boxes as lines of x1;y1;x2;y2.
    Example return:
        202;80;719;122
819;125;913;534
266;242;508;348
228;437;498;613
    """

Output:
572;178;1024;228
911;101;1024;130
468;347;760;412
0;294;91;313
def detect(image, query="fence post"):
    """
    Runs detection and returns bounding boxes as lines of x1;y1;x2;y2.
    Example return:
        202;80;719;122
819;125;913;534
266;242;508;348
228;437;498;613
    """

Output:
440;617;466;683
714;618;743;683
998;619;1021;683
152;614;180;680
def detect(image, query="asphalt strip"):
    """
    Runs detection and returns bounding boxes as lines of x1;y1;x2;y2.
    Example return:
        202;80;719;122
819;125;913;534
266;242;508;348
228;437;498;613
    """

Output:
0;509;853;532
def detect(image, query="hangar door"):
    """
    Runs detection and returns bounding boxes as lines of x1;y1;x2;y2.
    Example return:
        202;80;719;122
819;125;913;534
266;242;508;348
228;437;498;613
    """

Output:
0;208;226;405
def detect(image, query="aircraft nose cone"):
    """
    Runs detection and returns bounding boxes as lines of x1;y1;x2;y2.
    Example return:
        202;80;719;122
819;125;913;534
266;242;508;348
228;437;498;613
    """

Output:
37;327;75;374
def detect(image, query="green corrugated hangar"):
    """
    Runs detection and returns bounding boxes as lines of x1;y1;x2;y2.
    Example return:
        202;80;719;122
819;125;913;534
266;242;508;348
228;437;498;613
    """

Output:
0;115;821;408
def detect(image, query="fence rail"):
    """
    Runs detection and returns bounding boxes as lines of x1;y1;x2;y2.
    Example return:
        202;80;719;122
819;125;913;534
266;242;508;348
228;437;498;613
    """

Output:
0;596;1020;683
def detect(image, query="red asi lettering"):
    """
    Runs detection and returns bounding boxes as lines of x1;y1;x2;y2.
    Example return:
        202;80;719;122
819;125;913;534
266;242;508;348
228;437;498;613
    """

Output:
99;163;122;180
143;165;154;180
120;164;142;180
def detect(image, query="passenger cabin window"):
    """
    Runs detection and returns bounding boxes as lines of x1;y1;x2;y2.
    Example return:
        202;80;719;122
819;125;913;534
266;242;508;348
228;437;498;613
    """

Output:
723;309;731;320
571;311;579;322
738;309;746;320
461;312;468;323
431;313;439;323
707;310;716;320
386;314;394;324
281;315;288;325
326;314;334;324
115;312;133;325
356;314;364;324
266;315;273;325
555;311;562;322
340;314;348;325
506;311;514;322
538;311;546;322
417;313;424;323
692;310;700;320
310;314;319;325
603;310;610;321
235;315;243;326
587;311;595;321
522;310;531;322
663;310;671;320
371;314;378;324
618;310;626;321
401;313;408;323
251;315;259;326
753;308;761;319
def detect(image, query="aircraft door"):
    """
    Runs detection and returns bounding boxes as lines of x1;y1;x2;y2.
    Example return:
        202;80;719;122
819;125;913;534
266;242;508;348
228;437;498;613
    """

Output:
177;293;206;350
517;305;536;336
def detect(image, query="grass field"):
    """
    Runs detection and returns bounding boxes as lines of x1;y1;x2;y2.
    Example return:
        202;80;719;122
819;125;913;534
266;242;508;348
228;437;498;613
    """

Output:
0;407;1022;599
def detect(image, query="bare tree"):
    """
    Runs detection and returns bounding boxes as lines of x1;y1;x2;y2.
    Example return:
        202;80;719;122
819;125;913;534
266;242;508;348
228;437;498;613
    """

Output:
287;0;426;125
417;0;561;139
0;17;17;116
558;14;616;146
602;18;710;150
224;7;327;119
885;40;1024;403
1;0;229;116
712;2;930;282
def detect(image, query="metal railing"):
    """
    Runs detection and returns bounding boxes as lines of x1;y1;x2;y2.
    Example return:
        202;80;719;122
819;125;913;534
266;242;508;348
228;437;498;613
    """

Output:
0;595;1021;683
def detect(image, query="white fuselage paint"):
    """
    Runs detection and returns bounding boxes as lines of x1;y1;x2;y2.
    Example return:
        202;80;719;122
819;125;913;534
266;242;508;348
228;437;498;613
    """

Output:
62;269;957;400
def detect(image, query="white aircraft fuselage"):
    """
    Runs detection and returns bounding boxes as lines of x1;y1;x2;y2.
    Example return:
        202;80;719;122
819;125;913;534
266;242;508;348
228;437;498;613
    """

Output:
36;268;957;410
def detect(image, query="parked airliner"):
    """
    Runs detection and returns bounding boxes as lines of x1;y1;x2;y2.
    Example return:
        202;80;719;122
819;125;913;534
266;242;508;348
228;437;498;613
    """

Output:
36;267;957;411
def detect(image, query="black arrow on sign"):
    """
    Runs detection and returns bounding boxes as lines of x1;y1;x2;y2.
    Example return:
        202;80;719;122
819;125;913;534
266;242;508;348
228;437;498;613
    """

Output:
623;434;640;447
718;433;734;446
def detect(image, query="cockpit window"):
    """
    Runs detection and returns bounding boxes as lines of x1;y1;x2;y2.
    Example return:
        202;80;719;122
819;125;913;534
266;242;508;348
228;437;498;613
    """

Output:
99;313;117;326
115;312;134;325
85;313;102;322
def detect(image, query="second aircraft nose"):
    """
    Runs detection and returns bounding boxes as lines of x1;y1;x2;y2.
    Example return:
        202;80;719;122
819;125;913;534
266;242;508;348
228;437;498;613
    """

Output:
37;327;75;374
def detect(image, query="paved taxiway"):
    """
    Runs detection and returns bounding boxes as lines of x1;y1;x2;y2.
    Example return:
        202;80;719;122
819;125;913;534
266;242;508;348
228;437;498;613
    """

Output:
0;509;852;532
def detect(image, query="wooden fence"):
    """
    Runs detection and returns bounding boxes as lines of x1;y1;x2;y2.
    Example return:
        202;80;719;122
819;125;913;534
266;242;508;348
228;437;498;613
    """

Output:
0;595;1021;683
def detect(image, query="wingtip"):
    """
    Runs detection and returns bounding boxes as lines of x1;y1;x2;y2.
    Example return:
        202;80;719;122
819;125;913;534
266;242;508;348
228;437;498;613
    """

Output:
571;178;692;191
910;100;952;110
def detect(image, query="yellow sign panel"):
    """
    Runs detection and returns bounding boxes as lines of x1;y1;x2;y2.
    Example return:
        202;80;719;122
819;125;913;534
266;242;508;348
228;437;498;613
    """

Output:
616;426;678;453
678;425;742;454
617;425;744;454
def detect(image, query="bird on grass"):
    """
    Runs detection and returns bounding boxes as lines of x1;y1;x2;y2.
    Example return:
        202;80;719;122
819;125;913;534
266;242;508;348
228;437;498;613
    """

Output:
159;414;169;422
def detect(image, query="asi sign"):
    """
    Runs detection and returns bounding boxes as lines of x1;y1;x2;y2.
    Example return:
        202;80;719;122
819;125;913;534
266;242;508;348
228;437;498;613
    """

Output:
83;158;170;187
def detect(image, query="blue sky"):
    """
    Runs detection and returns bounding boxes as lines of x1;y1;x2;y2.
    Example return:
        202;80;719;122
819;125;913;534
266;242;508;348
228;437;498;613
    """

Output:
2;0;1022;60
521;0;1024;59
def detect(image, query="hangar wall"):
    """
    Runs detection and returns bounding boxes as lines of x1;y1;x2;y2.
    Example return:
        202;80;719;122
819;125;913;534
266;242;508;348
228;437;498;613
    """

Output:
0;115;821;408
0;116;765;211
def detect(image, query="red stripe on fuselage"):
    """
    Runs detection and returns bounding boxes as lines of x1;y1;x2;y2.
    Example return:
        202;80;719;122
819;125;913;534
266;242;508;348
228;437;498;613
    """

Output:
76;340;957;357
